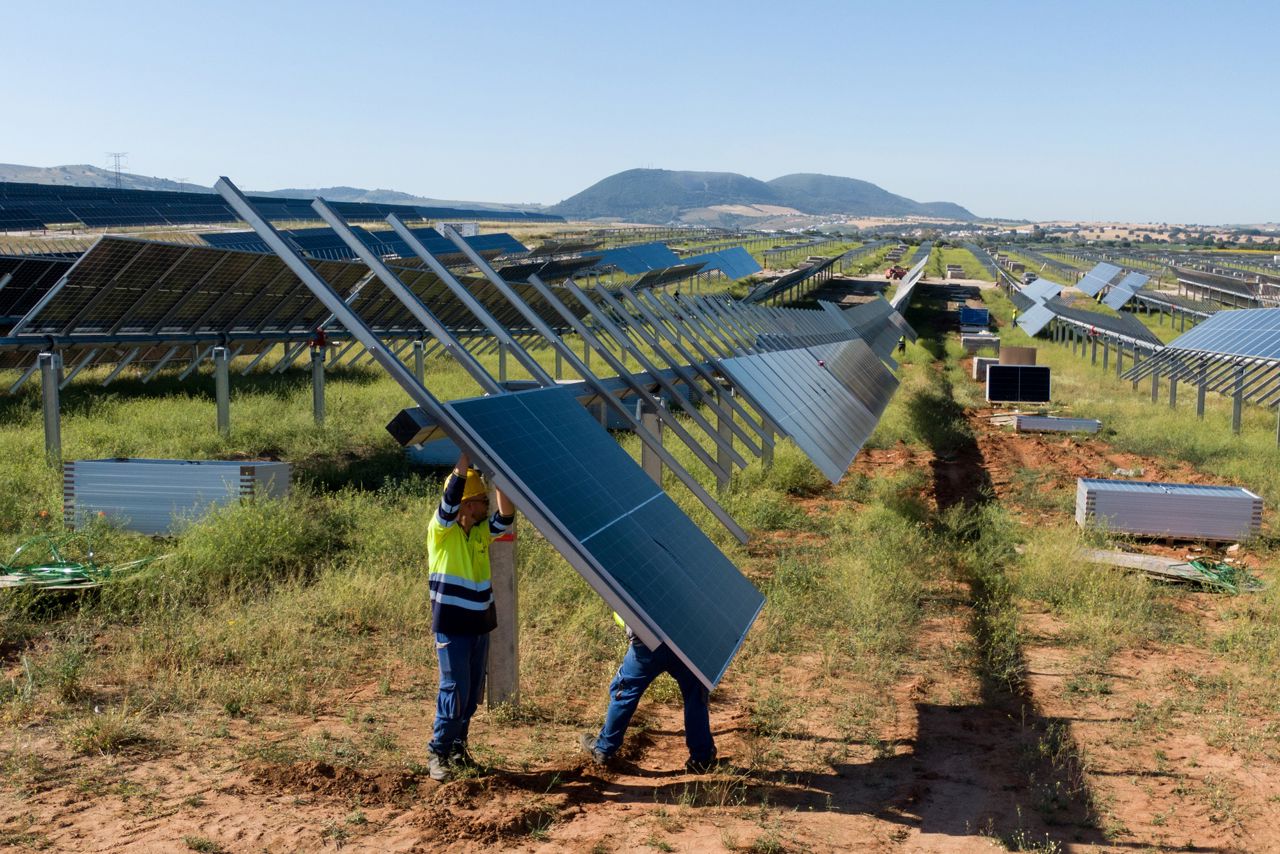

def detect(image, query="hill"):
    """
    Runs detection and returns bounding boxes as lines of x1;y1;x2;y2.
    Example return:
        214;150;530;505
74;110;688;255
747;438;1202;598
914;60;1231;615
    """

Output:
0;165;547;213
550;168;977;223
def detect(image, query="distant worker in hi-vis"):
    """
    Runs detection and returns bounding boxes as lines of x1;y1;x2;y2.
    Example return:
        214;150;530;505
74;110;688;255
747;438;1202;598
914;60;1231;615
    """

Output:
579;615;719;774
426;452;515;782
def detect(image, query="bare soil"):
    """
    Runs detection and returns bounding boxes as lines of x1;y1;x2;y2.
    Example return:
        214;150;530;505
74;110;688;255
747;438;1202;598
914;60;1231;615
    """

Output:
2;394;1277;853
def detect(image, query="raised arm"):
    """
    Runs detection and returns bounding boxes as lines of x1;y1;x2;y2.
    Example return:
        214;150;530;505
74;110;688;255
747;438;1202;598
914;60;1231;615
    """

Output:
436;453;469;528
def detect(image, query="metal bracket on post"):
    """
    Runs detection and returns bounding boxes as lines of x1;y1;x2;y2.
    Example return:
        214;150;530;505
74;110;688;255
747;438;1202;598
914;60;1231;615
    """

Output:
637;398;663;486
487;523;519;708
213;346;231;436
1196;359;1207;419
311;346;326;427
39;352;62;462
1232;365;1245;435
716;392;733;493
413;339;425;384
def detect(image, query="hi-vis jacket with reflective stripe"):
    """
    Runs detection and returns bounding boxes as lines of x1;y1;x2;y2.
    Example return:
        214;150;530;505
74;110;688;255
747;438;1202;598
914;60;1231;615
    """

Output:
428;471;513;635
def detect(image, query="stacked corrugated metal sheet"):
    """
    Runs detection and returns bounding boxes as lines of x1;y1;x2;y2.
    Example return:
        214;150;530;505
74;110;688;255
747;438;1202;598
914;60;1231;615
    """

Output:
64;459;291;535
972;356;1000;381
1014;416;1100;434
1075;478;1263;541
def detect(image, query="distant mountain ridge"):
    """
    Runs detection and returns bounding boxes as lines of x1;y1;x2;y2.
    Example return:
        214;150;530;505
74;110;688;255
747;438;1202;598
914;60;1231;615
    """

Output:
0;165;549;212
550;168;977;222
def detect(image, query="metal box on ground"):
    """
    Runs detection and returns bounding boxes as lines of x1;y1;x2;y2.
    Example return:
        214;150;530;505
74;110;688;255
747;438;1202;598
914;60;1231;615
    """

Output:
63;459;291;535
972;356;1000;381
961;334;1001;354
1000;346;1037;365
1014;415;1100;434
1075;478;1263;542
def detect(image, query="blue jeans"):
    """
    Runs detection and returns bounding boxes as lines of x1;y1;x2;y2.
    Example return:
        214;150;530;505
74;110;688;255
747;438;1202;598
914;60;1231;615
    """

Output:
430;631;489;756
596;639;715;763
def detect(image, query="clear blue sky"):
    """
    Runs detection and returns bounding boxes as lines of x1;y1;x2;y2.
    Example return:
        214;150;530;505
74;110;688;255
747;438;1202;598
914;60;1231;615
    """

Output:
6;0;1277;224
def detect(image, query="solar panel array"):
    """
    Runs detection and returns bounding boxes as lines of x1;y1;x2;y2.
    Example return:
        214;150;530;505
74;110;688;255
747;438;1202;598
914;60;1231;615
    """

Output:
1076;262;1123;297
679;247;762;281
887;247;932;311
0;180;564;231
1021;278;1063;303
0;254;74;325
200;226;527;263
1101;271;1151;310
591;242;682;275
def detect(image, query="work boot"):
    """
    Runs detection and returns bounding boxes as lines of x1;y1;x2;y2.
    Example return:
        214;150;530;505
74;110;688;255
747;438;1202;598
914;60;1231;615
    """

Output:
578;732;611;767
684;754;720;775
427;749;452;783
450;742;479;770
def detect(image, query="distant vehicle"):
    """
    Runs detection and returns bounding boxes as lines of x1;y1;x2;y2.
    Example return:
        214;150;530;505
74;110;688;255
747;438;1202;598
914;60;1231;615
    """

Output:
1022;272;1038;285
885;265;908;280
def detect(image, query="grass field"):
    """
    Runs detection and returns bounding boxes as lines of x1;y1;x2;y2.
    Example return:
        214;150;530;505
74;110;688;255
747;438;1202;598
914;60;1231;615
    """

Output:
1;285;1278;851
934;245;990;280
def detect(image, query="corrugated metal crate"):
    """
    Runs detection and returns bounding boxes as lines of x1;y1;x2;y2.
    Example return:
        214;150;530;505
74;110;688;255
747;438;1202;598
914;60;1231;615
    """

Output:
1014;415;1100;434
961;334;1001;353
1075;478;1263;542
972;356;1000;381
64;459;291;535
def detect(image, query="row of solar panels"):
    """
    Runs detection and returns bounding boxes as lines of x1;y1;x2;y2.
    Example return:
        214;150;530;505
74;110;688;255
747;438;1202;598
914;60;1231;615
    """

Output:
1012;263;1164;348
0;180;565;230
202;178;919;690
200;226;530;264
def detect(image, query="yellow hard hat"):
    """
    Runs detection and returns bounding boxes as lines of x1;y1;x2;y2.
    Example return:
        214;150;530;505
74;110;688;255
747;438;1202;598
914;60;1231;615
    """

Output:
461;468;489;503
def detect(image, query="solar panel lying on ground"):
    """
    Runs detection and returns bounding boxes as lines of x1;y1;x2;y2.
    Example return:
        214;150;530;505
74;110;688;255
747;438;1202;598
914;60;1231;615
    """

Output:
986;365;1051;403
1077;262;1123;297
449;386;765;689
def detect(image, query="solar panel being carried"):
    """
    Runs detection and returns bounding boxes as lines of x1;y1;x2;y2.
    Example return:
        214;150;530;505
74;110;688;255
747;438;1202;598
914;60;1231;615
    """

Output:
451;385;764;689
1077;262;1123;297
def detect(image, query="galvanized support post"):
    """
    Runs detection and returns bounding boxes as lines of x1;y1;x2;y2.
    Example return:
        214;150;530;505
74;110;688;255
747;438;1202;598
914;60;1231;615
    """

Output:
39;352;62;461
498;341;508;383
1116;344;1124;377
1091;336;1098;365
1232;366;1244;435
1132;349;1141;390
213;346;231;436
1197;359;1207;419
554;347;563;380
311;346;326;427
1102;339;1109;371
716;392;732;493
1276;404;1280;448
1169;375;1178;409
486;520;519;707
413;339;425;384
1150;365;1159;402
637;398;662;486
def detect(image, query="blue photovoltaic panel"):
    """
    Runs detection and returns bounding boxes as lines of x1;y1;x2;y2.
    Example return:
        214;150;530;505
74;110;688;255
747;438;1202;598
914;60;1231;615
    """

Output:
1016;303;1056;337
594;242;681;275
448;386;763;689
1021;278;1062;303
959;306;990;327
1163;307;1280;360
200;226;526;261
1102;285;1138;310
1115;272;1149;293
719;345;880;483
1077;262;1123;297
681;247;762;281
